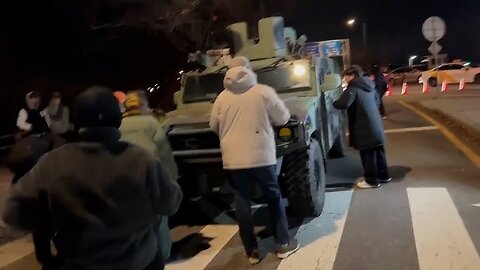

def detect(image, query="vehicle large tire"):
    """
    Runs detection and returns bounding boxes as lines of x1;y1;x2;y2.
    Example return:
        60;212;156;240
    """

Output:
428;77;438;87
281;139;326;218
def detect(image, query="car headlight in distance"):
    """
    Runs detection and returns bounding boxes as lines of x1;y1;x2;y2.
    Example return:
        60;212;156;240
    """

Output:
278;127;293;142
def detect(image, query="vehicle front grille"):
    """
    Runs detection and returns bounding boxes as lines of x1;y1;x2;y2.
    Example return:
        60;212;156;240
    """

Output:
167;131;220;151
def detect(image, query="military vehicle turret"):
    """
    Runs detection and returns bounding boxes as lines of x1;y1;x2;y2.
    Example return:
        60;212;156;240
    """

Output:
164;17;348;217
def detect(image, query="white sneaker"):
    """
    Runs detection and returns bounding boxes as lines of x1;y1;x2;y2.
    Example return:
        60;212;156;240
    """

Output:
355;178;380;189
246;250;262;265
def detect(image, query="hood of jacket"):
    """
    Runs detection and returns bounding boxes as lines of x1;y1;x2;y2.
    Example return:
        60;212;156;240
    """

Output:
349;76;375;92
223;66;258;94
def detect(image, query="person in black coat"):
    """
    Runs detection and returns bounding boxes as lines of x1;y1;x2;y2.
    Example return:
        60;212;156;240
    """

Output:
334;66;391;189
370;66;388;118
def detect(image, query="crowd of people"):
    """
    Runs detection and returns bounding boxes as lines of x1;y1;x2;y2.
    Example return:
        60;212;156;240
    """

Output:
1;57;390;269
4;87;182;270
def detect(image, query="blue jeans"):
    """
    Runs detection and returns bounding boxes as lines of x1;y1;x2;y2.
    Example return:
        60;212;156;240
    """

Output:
158;217;172;261
227;166;290;253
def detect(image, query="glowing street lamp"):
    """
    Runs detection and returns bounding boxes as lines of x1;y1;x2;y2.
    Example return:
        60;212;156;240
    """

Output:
293;65;306;76
346;18;368;58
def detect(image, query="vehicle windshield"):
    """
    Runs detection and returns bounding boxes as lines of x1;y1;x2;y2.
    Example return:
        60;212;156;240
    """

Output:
183;62;311;103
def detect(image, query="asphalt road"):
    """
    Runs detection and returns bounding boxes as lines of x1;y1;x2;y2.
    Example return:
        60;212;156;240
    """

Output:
1;91;480;270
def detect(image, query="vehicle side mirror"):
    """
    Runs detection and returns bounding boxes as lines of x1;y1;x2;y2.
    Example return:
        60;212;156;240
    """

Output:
173;91;181;106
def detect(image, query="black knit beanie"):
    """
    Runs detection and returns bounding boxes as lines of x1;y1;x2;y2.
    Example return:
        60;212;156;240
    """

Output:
74;86;122;128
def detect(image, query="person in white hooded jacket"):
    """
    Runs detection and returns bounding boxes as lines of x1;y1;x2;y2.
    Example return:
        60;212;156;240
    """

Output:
209;57;299;264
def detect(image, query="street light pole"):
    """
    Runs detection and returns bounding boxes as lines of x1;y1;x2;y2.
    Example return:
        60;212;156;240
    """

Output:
347;19;368;63
362;23;367;56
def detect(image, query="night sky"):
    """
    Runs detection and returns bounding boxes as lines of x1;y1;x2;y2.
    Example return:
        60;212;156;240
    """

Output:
0;0;479;134
287;0;480;65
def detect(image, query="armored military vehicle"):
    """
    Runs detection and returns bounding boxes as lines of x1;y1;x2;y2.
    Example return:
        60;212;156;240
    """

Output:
164;17;348;217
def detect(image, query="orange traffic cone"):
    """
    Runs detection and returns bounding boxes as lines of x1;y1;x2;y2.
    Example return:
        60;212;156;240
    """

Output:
441;81;448;92
459;79;465;91
422;82;430;94
401;83;408;95
385;84;393;97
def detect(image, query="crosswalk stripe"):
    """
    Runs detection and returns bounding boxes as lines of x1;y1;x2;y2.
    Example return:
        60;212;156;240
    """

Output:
166;224;238;270
277;190;353;270
407;187;480;270
0;236;34;268
166;199;240;270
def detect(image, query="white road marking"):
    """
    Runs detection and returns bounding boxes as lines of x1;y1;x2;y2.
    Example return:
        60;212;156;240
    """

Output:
472;203;480;207
277;190;353;270
166;224;239;270
407;188;480;270
0;236;34;268
166;199;239;270
384;126;438;134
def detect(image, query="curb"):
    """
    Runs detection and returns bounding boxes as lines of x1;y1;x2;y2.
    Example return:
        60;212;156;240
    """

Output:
399;101;480;169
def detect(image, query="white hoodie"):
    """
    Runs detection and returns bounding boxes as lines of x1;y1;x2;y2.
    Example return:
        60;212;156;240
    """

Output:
209;66;290;169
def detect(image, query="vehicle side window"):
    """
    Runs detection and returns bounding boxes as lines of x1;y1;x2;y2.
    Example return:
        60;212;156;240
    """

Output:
394;68;409;73
438;65;451;71
450;64;464;70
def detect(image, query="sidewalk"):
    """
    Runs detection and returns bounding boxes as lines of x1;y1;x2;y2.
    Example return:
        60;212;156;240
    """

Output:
420;96;480;133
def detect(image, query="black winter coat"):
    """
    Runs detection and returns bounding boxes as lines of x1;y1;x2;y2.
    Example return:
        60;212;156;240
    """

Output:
373;75;388;97
334;76;385;150
3;127;183;270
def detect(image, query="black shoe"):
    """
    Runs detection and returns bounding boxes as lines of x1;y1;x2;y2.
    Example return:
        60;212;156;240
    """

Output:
277;239;300;259
379;177;392;183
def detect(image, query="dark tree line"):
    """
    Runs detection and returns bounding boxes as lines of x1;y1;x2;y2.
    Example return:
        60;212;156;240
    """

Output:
0;0;303;133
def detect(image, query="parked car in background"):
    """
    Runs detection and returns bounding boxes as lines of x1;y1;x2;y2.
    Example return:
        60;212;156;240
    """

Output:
419;63;480;87
387;66;424;85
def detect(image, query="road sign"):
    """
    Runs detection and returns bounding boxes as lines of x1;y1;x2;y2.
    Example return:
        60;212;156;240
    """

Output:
428;41;442;55
321;40;343;57
303;42;320;56
422;16;446;42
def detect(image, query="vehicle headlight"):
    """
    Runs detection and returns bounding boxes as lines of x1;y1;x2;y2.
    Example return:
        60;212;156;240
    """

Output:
278;127;293;142
293;65;307;76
